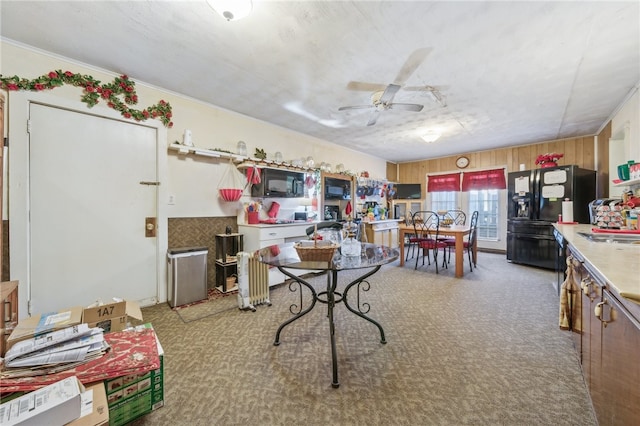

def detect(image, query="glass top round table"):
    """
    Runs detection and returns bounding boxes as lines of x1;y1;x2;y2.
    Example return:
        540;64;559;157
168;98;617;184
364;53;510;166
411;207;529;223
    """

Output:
256;241;399;271
255;241;399;388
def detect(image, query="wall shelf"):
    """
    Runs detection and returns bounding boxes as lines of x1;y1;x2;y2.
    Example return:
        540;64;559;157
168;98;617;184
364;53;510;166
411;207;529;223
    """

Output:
168;143;247;162
613;177;640;187
236;160;316;173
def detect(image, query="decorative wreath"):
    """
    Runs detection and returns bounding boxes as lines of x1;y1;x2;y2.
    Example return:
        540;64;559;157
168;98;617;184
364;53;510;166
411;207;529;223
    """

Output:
1;70;173;128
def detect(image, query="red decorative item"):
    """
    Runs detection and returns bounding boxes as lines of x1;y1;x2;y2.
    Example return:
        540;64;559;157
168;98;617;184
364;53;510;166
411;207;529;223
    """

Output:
246;166;261;185
535;153;563;168
219;188;243;201
345;201;352;216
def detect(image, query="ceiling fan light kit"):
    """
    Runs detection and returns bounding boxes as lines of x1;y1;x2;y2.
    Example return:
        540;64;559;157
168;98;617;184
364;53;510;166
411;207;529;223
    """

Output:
206;0;253;21
421;131;441;143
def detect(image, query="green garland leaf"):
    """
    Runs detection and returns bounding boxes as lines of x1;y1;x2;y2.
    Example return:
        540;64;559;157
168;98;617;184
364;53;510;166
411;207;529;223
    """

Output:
1;70;173;128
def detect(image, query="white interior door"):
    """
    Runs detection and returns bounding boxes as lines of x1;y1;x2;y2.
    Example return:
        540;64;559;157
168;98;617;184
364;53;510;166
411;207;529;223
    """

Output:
27;103;158;314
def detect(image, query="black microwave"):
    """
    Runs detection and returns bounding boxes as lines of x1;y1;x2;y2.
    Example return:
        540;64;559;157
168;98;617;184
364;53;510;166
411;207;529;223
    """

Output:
251;168;305;198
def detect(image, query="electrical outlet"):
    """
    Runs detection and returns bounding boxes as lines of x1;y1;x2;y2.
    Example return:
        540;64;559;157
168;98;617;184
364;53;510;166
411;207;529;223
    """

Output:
168;194;175;205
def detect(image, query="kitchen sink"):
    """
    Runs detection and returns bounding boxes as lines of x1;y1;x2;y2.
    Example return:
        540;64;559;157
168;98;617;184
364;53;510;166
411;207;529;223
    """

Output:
578;232;640;244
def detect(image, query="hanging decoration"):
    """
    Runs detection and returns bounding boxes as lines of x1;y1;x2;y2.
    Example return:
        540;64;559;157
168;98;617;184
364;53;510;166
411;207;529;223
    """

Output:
535;153;563;168
0;70;173;128
218;159;245;202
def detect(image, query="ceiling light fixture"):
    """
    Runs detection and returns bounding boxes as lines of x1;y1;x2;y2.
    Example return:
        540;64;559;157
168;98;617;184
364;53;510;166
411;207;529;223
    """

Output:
206;0;253;21
421;132;441;143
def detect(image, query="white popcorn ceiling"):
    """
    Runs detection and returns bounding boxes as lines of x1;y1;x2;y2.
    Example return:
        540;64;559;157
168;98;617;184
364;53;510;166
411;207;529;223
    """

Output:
1;1;638;162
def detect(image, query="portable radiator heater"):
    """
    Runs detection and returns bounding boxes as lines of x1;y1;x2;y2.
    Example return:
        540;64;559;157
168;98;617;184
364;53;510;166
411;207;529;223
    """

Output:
236;251;271;311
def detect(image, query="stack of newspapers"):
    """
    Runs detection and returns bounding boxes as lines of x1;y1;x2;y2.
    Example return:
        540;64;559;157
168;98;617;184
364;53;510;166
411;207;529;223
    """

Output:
1;324;109;378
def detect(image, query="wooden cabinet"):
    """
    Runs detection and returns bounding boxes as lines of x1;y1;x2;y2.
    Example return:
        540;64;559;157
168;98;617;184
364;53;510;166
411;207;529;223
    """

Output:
321;172;355;221
390;200;423;221
568;245;640;425
1;280;18;356
363;220;400;248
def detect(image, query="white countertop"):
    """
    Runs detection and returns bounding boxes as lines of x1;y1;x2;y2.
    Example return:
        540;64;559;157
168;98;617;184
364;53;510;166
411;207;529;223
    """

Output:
238;221;315;228
554;223;640;304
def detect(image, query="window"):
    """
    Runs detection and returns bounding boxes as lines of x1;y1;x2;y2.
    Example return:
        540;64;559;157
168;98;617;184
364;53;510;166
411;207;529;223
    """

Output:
468;189;499;240
430;191;458;212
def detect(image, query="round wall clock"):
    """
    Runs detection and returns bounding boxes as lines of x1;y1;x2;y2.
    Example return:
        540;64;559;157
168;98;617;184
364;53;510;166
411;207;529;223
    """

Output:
456;156;470;169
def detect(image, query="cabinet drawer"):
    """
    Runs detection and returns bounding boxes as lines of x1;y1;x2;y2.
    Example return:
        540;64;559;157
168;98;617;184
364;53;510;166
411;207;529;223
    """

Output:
256;225;309;241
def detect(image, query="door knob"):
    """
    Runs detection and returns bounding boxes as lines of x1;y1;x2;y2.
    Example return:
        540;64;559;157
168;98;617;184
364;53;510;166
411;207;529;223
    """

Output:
145;217;157;237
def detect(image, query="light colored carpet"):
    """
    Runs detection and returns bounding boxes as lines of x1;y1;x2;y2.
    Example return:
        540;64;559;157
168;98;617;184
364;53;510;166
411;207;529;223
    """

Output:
132;253;596;426
173;292;239;323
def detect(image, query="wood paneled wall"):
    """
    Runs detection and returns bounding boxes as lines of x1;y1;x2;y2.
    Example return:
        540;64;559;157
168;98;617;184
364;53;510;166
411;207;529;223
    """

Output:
392;136;603;197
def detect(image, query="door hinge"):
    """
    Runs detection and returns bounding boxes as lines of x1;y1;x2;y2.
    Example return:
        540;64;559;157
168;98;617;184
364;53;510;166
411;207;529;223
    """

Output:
139;181;160;186
27;119;32;134
27;299;32;316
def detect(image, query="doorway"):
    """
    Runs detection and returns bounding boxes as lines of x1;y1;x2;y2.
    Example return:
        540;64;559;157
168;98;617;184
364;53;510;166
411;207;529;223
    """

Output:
8;92;168;317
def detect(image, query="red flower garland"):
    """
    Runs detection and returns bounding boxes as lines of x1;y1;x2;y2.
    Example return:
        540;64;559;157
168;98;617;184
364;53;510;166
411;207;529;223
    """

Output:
1;70;173;128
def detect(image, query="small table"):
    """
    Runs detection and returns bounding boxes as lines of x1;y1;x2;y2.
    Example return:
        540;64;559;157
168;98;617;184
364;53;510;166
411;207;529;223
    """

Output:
398;223;474;278
257;242;399;388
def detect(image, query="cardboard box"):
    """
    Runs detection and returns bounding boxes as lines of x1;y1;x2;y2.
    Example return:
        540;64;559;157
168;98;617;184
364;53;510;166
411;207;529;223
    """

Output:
68;382;109;426
0;376;83;426
82;301;143;333
6;306;83;351
104;325;164;426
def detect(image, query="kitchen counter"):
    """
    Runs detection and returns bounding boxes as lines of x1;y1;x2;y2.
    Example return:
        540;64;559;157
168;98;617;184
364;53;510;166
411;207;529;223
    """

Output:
553;223;640;304
240;221;315;228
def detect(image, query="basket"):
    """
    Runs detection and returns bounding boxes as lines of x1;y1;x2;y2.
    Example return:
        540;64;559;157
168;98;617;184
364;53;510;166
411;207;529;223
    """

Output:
294;241;338;262
219;188;243;202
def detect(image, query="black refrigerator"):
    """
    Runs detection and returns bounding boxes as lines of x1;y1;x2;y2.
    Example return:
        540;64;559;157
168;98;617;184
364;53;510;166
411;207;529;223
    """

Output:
506;165;596;270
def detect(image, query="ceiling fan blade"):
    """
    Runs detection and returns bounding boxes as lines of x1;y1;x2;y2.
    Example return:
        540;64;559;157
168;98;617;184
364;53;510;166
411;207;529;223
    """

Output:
393;47;432;86
388;103;424;112
338;105;374;111
379;84;401;104
403;84;449;92
346;81;388;92
366;110;381;126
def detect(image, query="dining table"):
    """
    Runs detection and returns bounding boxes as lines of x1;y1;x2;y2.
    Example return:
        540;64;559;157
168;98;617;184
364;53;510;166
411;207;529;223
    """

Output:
398;223;475;278
257;241;399;388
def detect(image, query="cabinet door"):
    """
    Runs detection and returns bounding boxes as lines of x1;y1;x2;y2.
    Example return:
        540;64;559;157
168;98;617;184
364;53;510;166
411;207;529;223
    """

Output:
598;290;640;424
388;228;399;248
584;280;603;416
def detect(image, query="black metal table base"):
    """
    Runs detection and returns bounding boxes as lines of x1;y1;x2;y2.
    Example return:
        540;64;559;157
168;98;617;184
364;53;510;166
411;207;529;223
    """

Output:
273;265;384;388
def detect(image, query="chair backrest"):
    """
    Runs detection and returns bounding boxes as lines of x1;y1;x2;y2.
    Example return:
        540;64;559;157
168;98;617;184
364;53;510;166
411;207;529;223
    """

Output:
468;210;479;245
444;210;466;225
412;211;440;239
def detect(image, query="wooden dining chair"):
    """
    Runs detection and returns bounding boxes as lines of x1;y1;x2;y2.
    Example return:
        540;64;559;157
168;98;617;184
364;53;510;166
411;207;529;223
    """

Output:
413;211;448;273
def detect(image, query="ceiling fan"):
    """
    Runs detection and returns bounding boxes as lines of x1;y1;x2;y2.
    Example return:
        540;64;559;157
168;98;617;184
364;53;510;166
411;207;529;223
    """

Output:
338;48;445;126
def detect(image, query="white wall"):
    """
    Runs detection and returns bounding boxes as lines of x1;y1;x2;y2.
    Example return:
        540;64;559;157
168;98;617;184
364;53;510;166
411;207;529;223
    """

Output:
611;87;640;161
1;41;387;219
609;86;639;196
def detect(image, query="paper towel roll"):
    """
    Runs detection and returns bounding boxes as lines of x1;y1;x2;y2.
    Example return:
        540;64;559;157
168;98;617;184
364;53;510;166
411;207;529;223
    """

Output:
562;200;574;223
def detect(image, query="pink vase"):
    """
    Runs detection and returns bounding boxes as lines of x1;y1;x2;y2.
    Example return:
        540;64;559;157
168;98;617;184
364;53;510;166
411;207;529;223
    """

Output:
540;161;557;168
